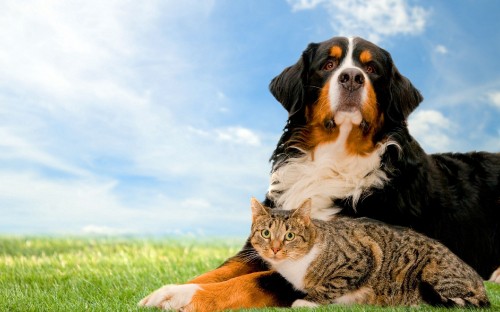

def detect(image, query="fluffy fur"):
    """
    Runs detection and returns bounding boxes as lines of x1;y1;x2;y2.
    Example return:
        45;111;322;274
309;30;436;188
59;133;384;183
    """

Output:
265;36;500;280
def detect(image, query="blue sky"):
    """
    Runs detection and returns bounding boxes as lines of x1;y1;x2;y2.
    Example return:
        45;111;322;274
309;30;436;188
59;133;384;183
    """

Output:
1;0;499;237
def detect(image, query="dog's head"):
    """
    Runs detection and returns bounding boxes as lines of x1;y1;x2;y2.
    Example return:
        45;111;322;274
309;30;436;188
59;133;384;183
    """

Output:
270;36;422;154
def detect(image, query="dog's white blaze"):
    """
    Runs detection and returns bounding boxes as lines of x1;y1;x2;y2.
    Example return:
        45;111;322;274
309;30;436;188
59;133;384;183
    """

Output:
329;37;368;116
266;246;321;291
268;122;392;220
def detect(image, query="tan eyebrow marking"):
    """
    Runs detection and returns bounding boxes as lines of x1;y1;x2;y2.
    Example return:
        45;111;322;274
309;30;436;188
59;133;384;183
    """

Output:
360;50;372;63
329;46;342;59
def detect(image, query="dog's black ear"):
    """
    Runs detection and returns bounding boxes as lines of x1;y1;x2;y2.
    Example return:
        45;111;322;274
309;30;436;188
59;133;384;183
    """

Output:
269;43;318;118
386;56;423;123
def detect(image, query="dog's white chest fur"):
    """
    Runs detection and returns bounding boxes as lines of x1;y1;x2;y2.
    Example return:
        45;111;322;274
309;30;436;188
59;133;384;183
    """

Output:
268;120;391;220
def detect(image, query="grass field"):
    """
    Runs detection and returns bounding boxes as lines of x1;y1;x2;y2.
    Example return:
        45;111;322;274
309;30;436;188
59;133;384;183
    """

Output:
1;237;499;312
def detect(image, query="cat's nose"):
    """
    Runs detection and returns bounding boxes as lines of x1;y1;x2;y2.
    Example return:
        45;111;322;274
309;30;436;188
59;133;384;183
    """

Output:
271;241;282;254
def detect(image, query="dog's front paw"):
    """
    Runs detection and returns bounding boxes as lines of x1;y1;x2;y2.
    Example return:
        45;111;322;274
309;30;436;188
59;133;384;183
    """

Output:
138;284;201;310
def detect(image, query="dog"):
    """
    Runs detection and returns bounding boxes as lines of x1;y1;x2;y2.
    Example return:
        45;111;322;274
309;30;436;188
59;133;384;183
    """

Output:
138;36;500;311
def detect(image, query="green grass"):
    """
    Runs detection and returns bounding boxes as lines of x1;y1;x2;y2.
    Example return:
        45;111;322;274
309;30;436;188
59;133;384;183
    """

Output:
0;237;499;312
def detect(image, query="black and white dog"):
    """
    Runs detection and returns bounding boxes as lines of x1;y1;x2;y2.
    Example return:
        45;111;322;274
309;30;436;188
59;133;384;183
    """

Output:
266;36;500;280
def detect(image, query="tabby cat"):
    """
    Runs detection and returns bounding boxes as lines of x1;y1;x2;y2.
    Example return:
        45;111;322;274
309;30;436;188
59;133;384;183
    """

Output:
249;198;489;307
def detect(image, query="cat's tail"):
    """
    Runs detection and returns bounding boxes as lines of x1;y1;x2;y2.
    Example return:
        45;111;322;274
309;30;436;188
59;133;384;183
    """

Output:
419;258;490;308
419;280;490;308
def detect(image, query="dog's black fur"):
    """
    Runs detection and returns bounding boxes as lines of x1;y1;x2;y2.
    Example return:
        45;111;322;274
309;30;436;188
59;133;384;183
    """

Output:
265;36;500;279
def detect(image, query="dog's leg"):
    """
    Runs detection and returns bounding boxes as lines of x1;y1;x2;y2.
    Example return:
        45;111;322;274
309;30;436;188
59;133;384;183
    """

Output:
188;257;263;284
139;241;301;310
139;271;300;311
187;239;269;283
138;242;264;307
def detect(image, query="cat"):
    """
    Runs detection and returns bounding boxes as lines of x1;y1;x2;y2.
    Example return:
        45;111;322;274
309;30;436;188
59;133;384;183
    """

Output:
249;198;490;308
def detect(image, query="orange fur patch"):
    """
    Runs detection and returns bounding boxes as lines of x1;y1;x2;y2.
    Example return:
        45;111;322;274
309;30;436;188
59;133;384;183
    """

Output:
291;80;339;154
311;82;334;127
360;50;372;63
189;260;261;284
345;82;382;155
188;271;282;312
330;45;342;59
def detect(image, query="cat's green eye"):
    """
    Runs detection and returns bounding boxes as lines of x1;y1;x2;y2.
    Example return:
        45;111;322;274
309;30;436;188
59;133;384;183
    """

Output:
285;232;295;241
261;229;271;239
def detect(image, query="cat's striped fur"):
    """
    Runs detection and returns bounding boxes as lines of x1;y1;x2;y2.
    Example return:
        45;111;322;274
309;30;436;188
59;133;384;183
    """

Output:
250;198;489;307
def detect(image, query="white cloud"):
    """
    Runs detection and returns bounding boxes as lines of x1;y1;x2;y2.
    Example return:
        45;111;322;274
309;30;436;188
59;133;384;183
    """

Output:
287;0;430;42
435;45;448;54
181;198;212;209
487;92;500;109
0;0;263;166
0;0;269;235
408;110;454;152
0;171;124;222
0;168;253;235
288;0;325;11
216;127;261;146
0;1;150;101
82;225;135;236
0;127;90;177
187;126;261;147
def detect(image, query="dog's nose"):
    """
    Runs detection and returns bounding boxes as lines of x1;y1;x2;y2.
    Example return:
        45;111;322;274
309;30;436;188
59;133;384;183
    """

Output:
338;68;364;91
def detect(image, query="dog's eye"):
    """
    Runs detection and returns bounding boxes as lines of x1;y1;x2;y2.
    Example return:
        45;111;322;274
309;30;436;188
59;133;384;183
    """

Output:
323;60;338;71
365;64;376;74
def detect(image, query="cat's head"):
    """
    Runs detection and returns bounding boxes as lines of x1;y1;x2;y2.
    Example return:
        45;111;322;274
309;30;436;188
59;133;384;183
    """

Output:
250;198;316;263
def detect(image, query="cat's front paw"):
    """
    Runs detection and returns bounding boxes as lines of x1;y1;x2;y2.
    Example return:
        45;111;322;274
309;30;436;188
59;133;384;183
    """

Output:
138;284;201;310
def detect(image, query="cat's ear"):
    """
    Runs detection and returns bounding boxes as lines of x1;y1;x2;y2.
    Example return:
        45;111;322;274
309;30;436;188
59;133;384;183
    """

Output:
251;197;269;221
293;198;312;226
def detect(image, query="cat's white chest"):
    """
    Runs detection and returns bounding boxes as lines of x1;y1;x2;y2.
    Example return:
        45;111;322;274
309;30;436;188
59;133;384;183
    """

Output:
270;246;321;291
